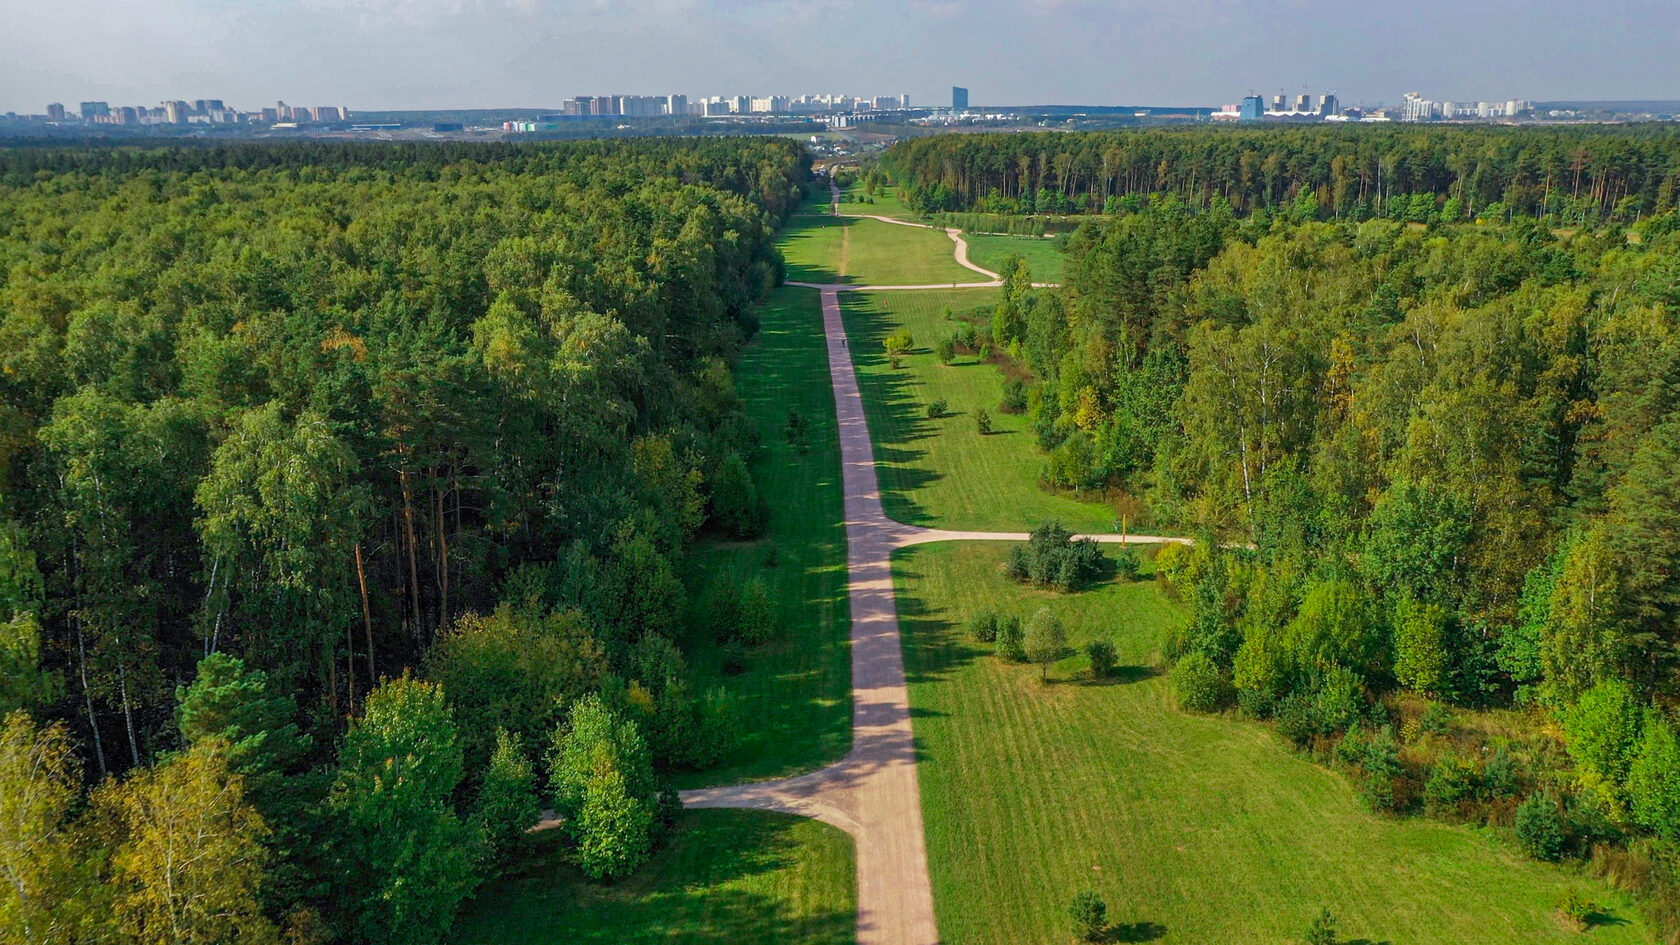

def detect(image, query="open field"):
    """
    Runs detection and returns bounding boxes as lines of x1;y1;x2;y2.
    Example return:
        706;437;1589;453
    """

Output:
962;233;1065;284
838;182;922;221
678;286;851;788
453;810;856;945
895;541;1655;945
840;289;1120;533
782;215;979;286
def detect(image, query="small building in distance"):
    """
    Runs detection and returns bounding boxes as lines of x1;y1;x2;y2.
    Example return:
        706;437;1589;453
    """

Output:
953;86;969;110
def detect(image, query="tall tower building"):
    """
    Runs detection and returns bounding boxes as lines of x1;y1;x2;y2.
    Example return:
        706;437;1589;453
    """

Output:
1240;95;1265;121
952;86;969;110
46;103;66;121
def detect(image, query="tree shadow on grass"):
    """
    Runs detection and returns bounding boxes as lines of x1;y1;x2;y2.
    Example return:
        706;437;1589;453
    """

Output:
1075;665;1160;687
1098;920;1167;942
460;811;855;945
893;554;985;688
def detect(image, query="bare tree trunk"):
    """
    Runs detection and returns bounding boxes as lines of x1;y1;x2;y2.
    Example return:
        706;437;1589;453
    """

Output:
75;616;107;778
119;664;139;768
355;542;375;686
400;467;423;644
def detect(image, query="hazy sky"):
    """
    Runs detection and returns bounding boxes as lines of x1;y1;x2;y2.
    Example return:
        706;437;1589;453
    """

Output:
4;0;1677;113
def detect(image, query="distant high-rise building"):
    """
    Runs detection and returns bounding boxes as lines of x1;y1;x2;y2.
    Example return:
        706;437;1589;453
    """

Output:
1272;92;1285;112
1240;95;1266;121
1319;94;1338;116
952;86;968;110
79;101;109;121
666;94;688;116
46;103;66;121
1401;92;1435;122
901;92;910;108
164;100;189;123
1295;92;1311;112
115;106;137;125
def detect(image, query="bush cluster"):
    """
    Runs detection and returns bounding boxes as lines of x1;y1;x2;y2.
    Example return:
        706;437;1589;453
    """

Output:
1006;521;1107;592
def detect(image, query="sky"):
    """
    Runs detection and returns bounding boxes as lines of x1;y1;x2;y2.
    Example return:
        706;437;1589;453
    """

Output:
4;0;1678;114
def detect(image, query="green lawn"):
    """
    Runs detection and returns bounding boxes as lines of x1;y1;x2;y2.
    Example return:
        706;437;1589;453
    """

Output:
781;215;979;286
963;233;1065;284
678;286;850;788
838;182;922;222
453;810;856;945
896;541;1655;945
840;290;1120;533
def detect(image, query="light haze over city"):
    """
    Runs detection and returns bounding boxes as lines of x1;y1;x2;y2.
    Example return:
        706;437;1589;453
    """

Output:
4;0;1678;112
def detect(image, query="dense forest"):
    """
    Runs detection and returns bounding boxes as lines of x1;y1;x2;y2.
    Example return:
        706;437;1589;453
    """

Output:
0;138;807;944
884;125;1680;224
926;124;1680;932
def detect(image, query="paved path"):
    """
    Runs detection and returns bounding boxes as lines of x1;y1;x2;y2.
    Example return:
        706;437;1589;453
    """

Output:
683;177;1176;943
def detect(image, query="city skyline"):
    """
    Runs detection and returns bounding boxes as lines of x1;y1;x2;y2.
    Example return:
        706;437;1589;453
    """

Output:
3;0;1678;115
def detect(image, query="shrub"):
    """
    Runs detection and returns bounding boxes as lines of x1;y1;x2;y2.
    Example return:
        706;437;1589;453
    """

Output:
883;328;915;359
1359;727;1405;813
1009;521;1107;592
1424;754;1481;820
1482;747;1522;800
1419;702;1453;736
1275;693;1318;747
1393;595;1451;698
1000;377;1028;413
1113;548;1140;582
996;615;1026;662
1171;652;1230;713
975;408;993;435
1085;639;1118;679
738;578;775;645
719;641;749;676
926;398;947;420
695;686;742;765
1515;794;1566;861
1305;907;1338;945
936;336;957;365
1628;714;1680;841
707;583;742;643
1068;890;1107;942
1312;667;1366;735
967;609;1000;643
1556;890;1600;931
1561;679;1643;815
711;453;767;539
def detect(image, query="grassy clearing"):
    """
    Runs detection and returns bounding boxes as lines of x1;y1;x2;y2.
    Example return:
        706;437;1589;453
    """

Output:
794;182;834;216
840;290;1120;533
453;810;856;945
896;541;1655;945
781;215;978;286
678;286;850;788
838;182;921;221
962;233;1065;284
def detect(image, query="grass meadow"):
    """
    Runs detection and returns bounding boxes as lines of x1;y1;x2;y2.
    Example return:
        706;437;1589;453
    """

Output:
781;215;980;286
453;810;856;945
677;286;851;788
963;232;1066;284
840;289;1121;533
838;181;922;221
896;541;1655;945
